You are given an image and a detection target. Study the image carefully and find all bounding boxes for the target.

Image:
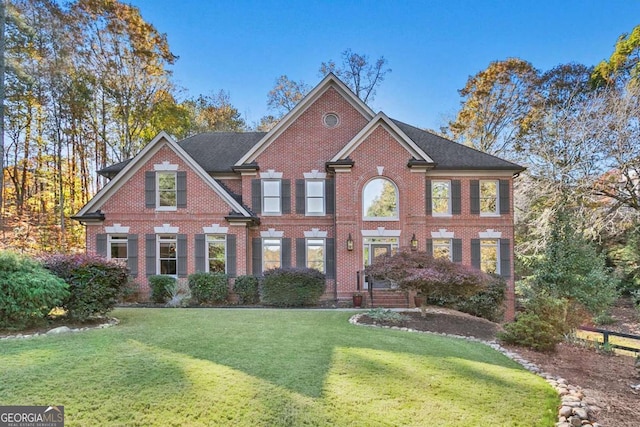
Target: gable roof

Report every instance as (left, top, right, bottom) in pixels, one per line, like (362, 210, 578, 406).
(392, 120, 525, 171)
(331, 112, 436, 164)
(235, 73, 376, 165)
(75, 131, 253, 219)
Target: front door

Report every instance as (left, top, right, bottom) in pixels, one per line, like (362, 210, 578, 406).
(369, 244, 392, 289)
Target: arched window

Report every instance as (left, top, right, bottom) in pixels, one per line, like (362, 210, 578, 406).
(363, 178, 399, 220)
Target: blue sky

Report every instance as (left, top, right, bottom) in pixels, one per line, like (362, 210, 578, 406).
(126, 0, 640, 131)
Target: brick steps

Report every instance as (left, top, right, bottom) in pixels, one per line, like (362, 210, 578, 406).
(366, 290, 412, 308)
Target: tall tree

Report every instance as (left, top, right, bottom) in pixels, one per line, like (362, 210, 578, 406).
(181, 90, 246, 135)
(447, 58, 538, 158)
(319, 49, 391, 103)
(266, 75, 310, 116)
(592, 24, 640, 88)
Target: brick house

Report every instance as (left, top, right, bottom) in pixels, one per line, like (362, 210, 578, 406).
(73, 74, 524, 318)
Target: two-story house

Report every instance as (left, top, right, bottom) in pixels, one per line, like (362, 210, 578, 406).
(73, 73, 524, 318)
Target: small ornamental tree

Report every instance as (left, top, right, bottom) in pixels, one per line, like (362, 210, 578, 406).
(365, 250, 489, 302)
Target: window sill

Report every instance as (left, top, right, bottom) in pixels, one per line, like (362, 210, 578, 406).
(156, 207, 177, 212)
(261, 212, 282, 216)
(479, 213, 501, 218)
(363, 217, 399, 221)
(432, 213, 453, 218)
(305, 213, 326, 217)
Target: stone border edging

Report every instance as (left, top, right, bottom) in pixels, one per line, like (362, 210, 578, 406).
(0, 318, 119, 341)
(349, 313, 604, 427)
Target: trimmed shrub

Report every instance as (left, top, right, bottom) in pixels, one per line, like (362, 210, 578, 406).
(261, 268, 326, 307)
(148, 275, 176, 304)
(454, 276, 507, 322)
(188, 272, 228, 304)
(233, 275, 260, 305)
(0, 251, 69, 329)
(42, 254, 129, 321)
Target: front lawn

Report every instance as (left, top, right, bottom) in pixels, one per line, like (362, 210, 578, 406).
(0, 309, 558, 426)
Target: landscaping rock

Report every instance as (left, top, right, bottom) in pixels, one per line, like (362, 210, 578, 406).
(47, 326, 71, 334)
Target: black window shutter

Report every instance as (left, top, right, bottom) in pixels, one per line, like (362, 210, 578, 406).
(499, 180, 510, 214)
(145, 234, 156, 276)
(282, 238, 291, 268)
(281, 179, 291, 214)
(425, 179, 432, 215)
(452, 239, 462, 263)
(296, 179, 305, 214)
(177, 171, 187, 208)
(326, 238, 335, 279)
(451, 180, 461, 215)
(471, 239, 481, 270)
(251, 179, 262, 214)
(177, 234, 187, 278)
(252, 238, 262, 276)
(145, 171, 155, 208)
(425, 239, 433, 256)
(296, 238, 306, 268)
(195, 234, 206, 272)
(96, 234, 107, 257)
(500, 239, 511, 278)
(128, 234, 138, 277)
(470, 180, 480, 215)
(325, 179, 335, 215)
(227, 234, 237, 278)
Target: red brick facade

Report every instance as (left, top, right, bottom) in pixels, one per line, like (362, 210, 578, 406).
(76, 75, 521, 319)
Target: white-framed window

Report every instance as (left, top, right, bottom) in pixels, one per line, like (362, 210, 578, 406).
(306, 180, 325, 215)
(480, 239, 499, 274)
(262, 180, 281, 214)
(108, 235, 128, 261)
(157, 234, 177, 275)
(306, 238, 325, 272)
(432, 181, 451, 215)
(432, 238, 452, 260)
(363, 178, 399, 220)
(480, 180, 499, 216)
(157, 172, 177, 209)
(262, 238, 282, 271)
(207, 234, 226, 273)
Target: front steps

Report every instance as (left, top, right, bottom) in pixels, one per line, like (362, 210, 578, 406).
(364, 290, 414, 308)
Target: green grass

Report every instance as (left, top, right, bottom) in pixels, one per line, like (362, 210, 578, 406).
(0, 309, 558, 426)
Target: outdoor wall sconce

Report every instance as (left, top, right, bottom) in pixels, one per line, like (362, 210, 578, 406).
(410, 233, 418, 251)
(347, 233, 354, 251)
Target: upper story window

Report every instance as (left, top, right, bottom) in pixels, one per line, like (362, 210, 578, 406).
(480, 180, 499, 216)
(432, 181, 451, 216)
(157, 172, 177, 209)
(306, 180, 325, 215)
(207, 235, 227, 273)
(363, 178, 399, 220)
(108, 235, 128, 261)
(262, 180, 281, 214)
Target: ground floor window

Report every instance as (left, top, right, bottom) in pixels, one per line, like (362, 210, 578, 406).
(262, 238, 282, 271)
(432, 238, 452, 260)
(480, 239, 499, 274)
(207, 235, 226, 273)
(363, 237, 399, 267)
(306, 238, 325, 272)
(108, 235, 128, 261)
(158, 234, 177, 275)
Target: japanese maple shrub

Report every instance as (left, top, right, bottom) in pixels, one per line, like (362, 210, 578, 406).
(42, 254, 129, 321)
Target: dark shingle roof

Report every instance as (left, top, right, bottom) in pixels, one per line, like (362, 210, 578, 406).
(177, 132, 266, 172)
(393, 120, 525, 171)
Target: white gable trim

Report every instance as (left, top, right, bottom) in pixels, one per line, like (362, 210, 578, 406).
(155, 224, 179, 234)
(479, 229, 502, 239)
(304, 228, 328, 238)
(260, 228, 284, 238)
(330, 112, 435, 163)
(361, 228, 401, 237)
(235, 73, 375, 165)
(203, 224, 229, 234)
(431, 229, 455, 239)
(105, 224, 130, 234)
(75, 131, 252, 218)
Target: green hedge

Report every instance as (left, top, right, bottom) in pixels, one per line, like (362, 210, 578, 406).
(148, 275, 176, 304)
(0, 252, 69, 329)
(188, 272, 228, 304)
(42, 254, 129, 321)
(261, 268, 325, 307)
(233, 275, 260, 305)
